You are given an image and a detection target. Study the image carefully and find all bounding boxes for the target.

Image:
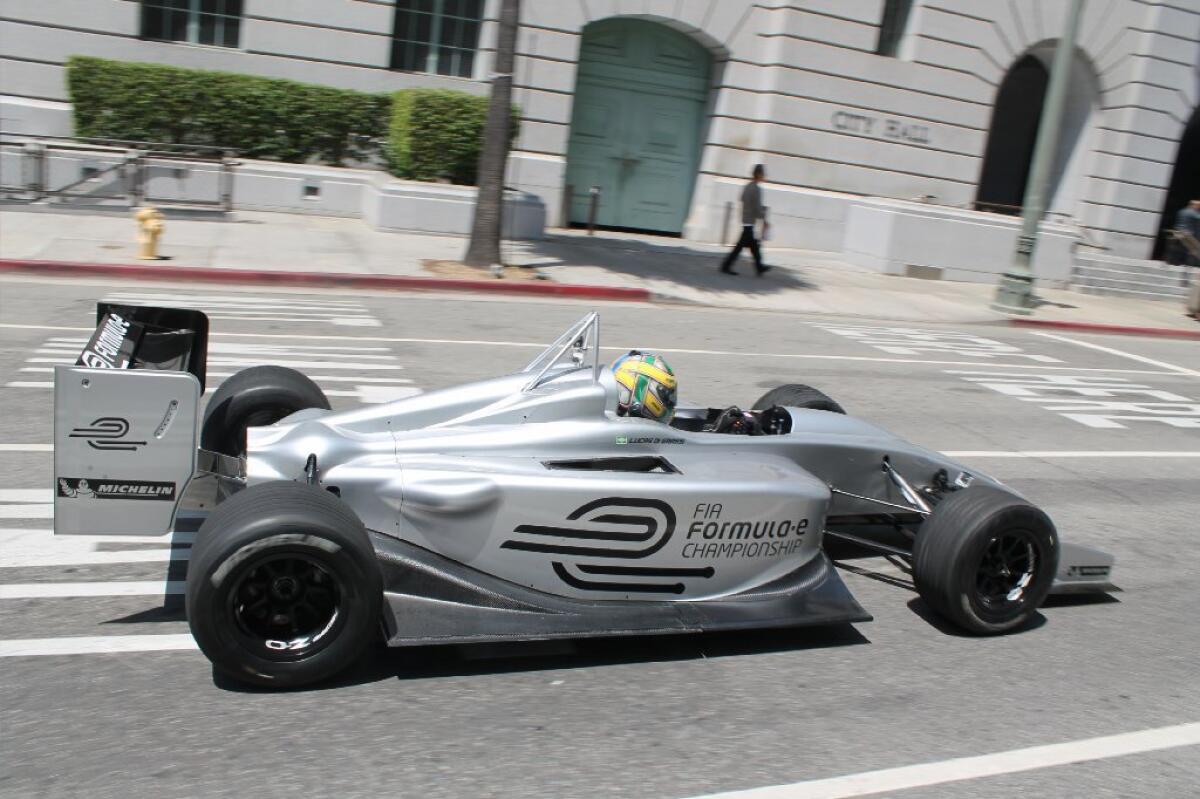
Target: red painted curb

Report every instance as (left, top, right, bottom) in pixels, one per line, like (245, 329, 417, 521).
(1010, 318, 1200, 340)
(0, 258, 652, 303)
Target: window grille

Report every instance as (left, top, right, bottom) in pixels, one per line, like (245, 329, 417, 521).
(390, 0, 484, 78)
(141, 0, 243, 48)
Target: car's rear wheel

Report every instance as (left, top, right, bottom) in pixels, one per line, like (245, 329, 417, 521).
(201, 366, 330, 457)
(912, 485, 1058, 635)
(186, 481, 381, 688)
(752, 384, 845, 414)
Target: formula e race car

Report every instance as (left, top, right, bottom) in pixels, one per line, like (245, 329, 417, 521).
(53, 307, 1116, 687)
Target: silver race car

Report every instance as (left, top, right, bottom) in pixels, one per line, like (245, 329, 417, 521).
(54, 307, 1116, 687)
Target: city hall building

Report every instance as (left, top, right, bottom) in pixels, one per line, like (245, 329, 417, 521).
(2, 1, 1198, 281)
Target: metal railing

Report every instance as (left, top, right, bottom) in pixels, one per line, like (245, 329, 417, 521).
(0, 133, 236, 211)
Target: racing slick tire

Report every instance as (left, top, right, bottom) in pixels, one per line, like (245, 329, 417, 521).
(201, 366, 330, 457)
(912, 485, 1059, 635)
(186, 481, 382, 688)
(752, 384, 846, 414)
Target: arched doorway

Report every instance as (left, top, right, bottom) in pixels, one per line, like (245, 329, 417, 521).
(1155, 106, 1200, 260)
(976, 46, 1099, 219)
(564, 18, 712, 234)
(976, 55, 1048, 214)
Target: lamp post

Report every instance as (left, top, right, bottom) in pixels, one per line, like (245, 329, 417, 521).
(992, 0, 1086, 314)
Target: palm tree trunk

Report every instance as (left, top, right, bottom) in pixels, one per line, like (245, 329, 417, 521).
(463, 0, 520, 268)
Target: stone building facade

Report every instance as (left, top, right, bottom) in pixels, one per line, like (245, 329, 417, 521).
(2, 0, 1198, 269)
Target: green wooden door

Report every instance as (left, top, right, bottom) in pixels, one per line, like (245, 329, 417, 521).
(565, 19, 711, 234)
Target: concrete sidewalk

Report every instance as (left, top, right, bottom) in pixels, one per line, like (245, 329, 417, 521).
(2, 207, 1197, 332)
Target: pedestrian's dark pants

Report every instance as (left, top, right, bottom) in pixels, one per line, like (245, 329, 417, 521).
(722, 225, 762, 271)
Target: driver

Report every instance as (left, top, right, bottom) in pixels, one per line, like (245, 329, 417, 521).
(612, 351, 677, 422)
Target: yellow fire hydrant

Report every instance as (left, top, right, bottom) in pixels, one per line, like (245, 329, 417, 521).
(134, 207, 165, 260)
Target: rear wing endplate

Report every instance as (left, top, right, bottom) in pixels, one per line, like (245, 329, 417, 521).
(54, 304, 209, 536)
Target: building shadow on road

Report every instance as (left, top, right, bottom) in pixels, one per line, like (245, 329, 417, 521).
(213, 623, 870, 693)
(519, 231, 816, 295)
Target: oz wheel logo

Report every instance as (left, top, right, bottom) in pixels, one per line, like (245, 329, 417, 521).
(502, 497, 714, 595)
(69, 417, 145, 451)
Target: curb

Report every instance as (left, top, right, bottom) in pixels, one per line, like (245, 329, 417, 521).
(0, 258, 653, 303)
(1010, 317, 1200, 340)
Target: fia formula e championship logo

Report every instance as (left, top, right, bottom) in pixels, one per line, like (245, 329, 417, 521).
(69, 417, 145, 452)
(502, 497, 713, 595)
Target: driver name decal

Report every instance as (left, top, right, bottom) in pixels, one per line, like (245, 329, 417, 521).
(616, 435, 685, 445)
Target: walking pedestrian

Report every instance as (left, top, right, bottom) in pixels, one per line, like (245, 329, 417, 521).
(720, 164, 771, 276)
(1174, 199, 1200, 268)
(1178, 199, 1200, 320)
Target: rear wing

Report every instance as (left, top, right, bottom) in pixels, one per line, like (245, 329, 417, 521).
(54, 305, 210, 536)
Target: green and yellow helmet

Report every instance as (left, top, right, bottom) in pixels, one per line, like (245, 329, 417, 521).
(612, 350, 677, 422)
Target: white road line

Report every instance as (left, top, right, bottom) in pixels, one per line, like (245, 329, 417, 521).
(0, 581, 183, 599)
(1029, 332, 1200, 377)
(686, 722, 1200, 799)
(943, 451, 1200, 458)
(0, 490, 51, 502)
(0, 525, 191, 568)
(0, 527, 194, 545)
(5, 381, 52, 389)
(105, 292, 365, 306)
(0, 323, 1184, 375)
(0, 444, 51, 451)
(0, 634, 198, 657)
(1, 548, 187, 568)
(25, 357, 404, 370)
(17, 368, 414, 383)
(0, 504, 52, 518)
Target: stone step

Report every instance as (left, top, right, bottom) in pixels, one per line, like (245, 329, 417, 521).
(1072, 267, 1191, 293)
(1076, 251, 1177, 269)
(1074, 258, 1191, 281)
(1073, 283, 1189, 302)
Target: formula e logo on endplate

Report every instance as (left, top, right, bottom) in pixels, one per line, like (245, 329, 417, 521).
(501, 497, 714, 594)
(69, 417, 146, 451)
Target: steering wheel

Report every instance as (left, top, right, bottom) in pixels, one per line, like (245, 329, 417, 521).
(712, 406, 753, 435)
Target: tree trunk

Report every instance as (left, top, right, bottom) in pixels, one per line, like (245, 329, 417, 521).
(463, 0, 520, 268)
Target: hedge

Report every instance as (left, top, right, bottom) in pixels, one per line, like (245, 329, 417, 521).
(66, 56, 390, 165)
(386, 88, 519, 185)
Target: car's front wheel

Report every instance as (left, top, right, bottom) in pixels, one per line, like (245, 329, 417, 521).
(185, 481, 382, 688)
(752, 384, 845, 414)
(201, 366, 330, 457)
(912, 485, 1058, 635)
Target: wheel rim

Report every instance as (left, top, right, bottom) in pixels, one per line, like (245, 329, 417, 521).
(974, 530, 1038, 613)
(228, 553, 343, 660)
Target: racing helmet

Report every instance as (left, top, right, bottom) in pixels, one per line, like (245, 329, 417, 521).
(612, 350, 677, 422)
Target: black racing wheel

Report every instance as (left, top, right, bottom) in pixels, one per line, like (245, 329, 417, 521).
(752, 384, 845, 414)
(201, 366, 330, 457)
(186, 481, 382, 688)
(912, 485, 1059, 635)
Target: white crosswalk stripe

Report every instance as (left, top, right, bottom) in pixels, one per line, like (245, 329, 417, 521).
(100, 291, 382, 327)
(7, 336, 422, 403)
(0, 527, 189, 568)
(0, 634, 199, 657)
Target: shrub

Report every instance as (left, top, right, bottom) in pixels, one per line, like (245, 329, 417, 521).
(66, 56, 390, 165)
(386, 88, 519, 185)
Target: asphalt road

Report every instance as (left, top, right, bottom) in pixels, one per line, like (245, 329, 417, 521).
(1, 274, 1198, 799)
